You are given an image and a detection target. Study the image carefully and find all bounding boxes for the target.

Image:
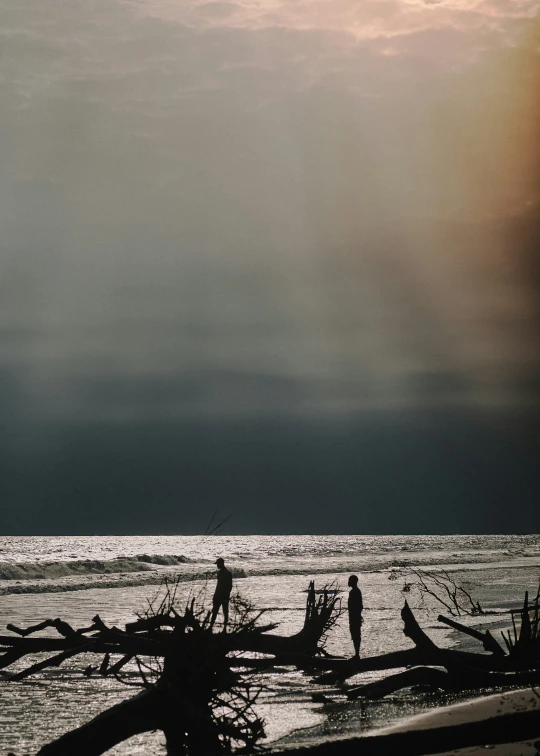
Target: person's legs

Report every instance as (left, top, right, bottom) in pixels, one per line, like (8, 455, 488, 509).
(210, 599, 221, 629)
(222, 599, 229, 632)
(350, 624, 361, 657)
(353, 629, 361, 657)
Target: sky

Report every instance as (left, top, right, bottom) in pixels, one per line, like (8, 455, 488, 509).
(1, 0, 539, 534)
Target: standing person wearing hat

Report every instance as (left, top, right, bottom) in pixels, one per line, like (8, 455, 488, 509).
(347, 574, 363, 657)
(210, 557, 233, 632)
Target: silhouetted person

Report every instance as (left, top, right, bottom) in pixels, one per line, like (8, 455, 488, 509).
(210, 557, 233, 632)
(347, 574, 363, 657)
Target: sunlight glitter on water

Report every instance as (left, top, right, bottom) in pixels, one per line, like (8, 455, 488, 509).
(0, 535, 539, 753)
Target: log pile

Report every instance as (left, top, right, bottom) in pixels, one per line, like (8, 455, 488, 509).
(0, 580, 341, 755)
(3, 579, 540, 755)
(314, 584, 540, 700)
(277, 585, 540, 756)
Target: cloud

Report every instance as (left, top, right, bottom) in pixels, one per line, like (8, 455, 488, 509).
(0, 0, 539, 531)
(136, 0, 540, 36)
(1, 0, 539, 427)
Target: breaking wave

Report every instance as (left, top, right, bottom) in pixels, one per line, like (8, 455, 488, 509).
(0, 566, 248, 596)
(0, 554, 191, 581)
(0, 540, 538, 596)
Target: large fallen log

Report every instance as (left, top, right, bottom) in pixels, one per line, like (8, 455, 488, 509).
(2, 580, 342, 755)
(322, 596, 540, 701)
(37, 688, 162, 756)
(436, 615, 505, 656)
(0, 583, 341, 674)
(347, 665, 540, 699)
(6, 582, 539, 753)
(315, 602, 512, 686)
(347, 667, 453, 699)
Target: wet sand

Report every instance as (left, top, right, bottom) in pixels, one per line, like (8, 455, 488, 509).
(374, 688, 540, 755)
(272, 688, 540, 755)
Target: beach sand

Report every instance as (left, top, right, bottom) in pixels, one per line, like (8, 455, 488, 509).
(374, 688, 540, 755)
(274, 689, 540, 755)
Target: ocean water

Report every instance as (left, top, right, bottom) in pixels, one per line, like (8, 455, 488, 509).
(1, 534, 539, 754)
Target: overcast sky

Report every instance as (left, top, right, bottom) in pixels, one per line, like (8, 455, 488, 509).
(1, 0, 539, 534)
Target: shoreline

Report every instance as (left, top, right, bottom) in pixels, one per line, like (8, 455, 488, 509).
(1, 538, 538, 755)
(269, 590, 540, 754)
(271, 688, 540, 755)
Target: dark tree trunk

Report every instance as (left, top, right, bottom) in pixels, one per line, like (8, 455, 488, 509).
(37, 688, 162, 756)
(347, 666, 454, 699)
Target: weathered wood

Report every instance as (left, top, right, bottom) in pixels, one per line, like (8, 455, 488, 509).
(314, 642, 515, 685)
(227, 652, 346, 672)
(316, 602, 439, 686)
(98, 653, 110, 676)
(107, 654, 134, 675)
(0, 648, 26, 670)
(347, 666, 453, 699)
(6, 587, 540, 756)
(125, 615, 181, 633)
(0, 581, 339, 755)
(0, 633, 173, 666)
(9, 646, 91, 681)
(227, 629, 326, 656)
(402, 601, 437, 650)
(347, 664, 540, 700)
(315, 600, 539, 687)
(437, 615, 505, 656)
(519, 592, 531, 643)
(315, 648, 425, 684)
(37, 688, 162, 756)
(7, 620, 57, 637)
(91, 615, 110, 633)
(6, 618, 79, 638)
(2, 624, 336, 676)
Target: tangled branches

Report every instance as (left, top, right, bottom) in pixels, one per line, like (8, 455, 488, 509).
(501, 583, 540, 661)
(401, 569, 485, 616)
(1, 579, 341, 755)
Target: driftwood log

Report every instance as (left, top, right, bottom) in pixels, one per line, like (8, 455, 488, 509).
(314, 588, 540, 702)
(0, 581, 342, 755)
(285, 588, 540, 755)
(3, 581, 540, 755)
